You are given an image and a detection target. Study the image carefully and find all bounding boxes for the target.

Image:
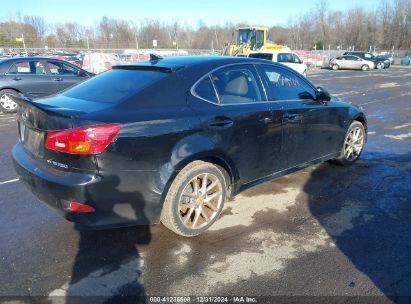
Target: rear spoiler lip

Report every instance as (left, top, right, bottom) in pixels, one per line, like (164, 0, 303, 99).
(11, 95, 86, 118)
(112, 64, 184, 72)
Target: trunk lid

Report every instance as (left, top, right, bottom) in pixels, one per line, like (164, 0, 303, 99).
(13, 95, 111, 172)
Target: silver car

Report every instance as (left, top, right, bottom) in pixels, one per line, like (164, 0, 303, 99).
(330, 55, 375, 71)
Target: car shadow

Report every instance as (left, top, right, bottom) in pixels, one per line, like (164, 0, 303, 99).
(305, 151, 411, 301)
(64, 175, 152, 304)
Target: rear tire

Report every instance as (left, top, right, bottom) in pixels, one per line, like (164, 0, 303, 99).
(361, 65, 370, 71)
(331, 121, 365, 167)
(332, 64, 339, 70)
(160, 161, 228, 237)
(0, 89, 20, 114)
(376, 62, 384, 69)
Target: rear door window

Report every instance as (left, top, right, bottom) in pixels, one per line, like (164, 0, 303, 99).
(194, 75, 218, 103)
(277, 53, 294, 63)
(210, 65, 264, 104)
(62, 69, 169, 103)
(7, 61, 46, 75)
(259, 64, 316, 101)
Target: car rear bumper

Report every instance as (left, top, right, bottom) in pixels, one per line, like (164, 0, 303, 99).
(12, 143, 162, 228)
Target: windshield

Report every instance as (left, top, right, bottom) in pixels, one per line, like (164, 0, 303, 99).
(363, 53, 374, 59)
(62, 69, 169, 103)
(237, 29, 252, 44)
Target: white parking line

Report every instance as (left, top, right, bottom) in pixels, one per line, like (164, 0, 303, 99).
(0, 178, 19, 185)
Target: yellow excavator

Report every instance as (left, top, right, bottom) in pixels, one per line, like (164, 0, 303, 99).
(224, 26, 285, 57)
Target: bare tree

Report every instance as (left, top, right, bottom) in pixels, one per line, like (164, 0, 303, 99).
(0, 0, 409, 51)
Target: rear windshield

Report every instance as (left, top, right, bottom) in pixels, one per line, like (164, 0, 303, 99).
(248, 53, 273, 61)
(62, 69, 168, 103)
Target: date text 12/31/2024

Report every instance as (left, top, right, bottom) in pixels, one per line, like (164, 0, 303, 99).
(149, 296, 257, 303)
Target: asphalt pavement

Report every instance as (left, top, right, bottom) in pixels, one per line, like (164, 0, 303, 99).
(0, 67, 410, 304)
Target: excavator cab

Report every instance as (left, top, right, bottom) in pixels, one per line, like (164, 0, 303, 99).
(225, 27, 268, 56)
(237, 28, 265, 51)
(224, 26, 286, 57)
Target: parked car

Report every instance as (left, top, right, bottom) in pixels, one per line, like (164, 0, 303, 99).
(12, 56, 367, 236)
(0, 57, 94, 113)
(329, 55, 375, 71)
(343, 51, 390, 69)
(400, 52, 411, 65)
(376, 52, 394, 65)
(248, 50, 308, 77)
(113, 54, 133, 63)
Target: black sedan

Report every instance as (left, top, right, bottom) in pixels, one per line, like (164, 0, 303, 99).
(0, 57, 93, 113)
(12, 56, 367, 236)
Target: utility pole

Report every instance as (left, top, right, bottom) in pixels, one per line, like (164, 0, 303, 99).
(135, 34, 140, 60)
(86, 36, 92, 73)
(21, 34, 27, 56)
(214, 25, 219, 50)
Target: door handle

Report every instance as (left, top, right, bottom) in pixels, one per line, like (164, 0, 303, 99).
(283, 114, 298, 120)
(208, 117, 234, 129)
(260, 117, 273, 124)
(53, 78, 63, 81)
(12, 77, 21, 81)
(283, 113, 302, 122)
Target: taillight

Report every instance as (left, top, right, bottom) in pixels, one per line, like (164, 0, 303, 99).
(45, 124, 120, 154)
(64, 199, 95, 213)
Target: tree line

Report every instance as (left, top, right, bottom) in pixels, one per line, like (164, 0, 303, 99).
(0, 0, 410, 51)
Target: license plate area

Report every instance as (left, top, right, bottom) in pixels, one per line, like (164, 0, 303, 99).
(19, 122, 45, 158)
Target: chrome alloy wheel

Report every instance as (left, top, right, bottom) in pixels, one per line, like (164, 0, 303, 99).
(178, 173, 223, 229)
(344, 126, 364, 161)
(0, 94, 17, 111)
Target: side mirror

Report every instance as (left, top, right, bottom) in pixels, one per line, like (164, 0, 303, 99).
(316, 86, 331, 103)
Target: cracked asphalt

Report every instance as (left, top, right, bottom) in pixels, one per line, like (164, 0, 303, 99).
(0, 66, 410, 304)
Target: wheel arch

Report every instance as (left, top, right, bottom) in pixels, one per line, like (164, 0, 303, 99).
(353, 113, 367, 130)
(352, 112, 368, 142)
(159, 150, 240, 207)
(0, 87, 23, 95)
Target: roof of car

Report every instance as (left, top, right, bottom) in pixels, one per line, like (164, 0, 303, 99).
(0, 56, 69, 62)
(344, 51, 371, 54)
(248, 49, 293, 54)
(115, 55, 269, 70)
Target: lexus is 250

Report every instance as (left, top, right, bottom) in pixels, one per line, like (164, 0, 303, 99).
(12, 55, 367, 236)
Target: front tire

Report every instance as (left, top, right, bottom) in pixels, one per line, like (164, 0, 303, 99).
(160, 161, 228, 237)
(0, 89, 20, 113)
(361, 64, 370, 71)
(332, 64, 339, 70)
(332, 121, 366, 166)
(376, 62, 384, 69)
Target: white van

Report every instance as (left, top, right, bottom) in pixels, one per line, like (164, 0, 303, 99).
(248, 51, 308, 77)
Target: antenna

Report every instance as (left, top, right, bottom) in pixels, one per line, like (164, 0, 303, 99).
(150, 53, 163, 63)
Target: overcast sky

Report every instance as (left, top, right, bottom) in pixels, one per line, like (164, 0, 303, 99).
(2, 0, 381, 27)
